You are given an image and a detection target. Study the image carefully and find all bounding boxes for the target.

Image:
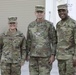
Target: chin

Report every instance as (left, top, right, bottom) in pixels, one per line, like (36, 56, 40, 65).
(60, 16, 65, 19)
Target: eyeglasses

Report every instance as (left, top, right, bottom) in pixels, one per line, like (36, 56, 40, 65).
(9, 22, 16, 24)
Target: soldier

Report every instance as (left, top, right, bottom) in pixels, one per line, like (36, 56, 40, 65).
(56, 4, 76, 75)
(0, 17, 26, 75)
(26, 5, 57, 75)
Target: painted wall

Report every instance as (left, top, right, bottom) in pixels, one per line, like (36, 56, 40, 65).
(45, 0, 76, 26)
(68, 0, 76, 20)
(45, 0, 56, 26)
(0, 0, 45, 36)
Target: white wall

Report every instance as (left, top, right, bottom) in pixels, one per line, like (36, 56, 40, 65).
(45, 0, 69, 26)
(45, 0, 56, 26)
(45, 0, 76, 26)
(45, 0, 67, 26)
(68, 0, 76, 20)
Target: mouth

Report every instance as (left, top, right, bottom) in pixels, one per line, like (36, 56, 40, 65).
(60, 14, 64, 17)
(60, 14, 66, 19)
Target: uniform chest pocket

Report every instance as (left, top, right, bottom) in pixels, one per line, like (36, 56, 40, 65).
(3, 37, 12, 44)
(64, 28, 73, 37)
(13, 37, 23, 47)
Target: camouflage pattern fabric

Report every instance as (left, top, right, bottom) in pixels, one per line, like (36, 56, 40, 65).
(74, 67, 76, 75)
(58, 56, 74, 75)
(8, 17, 17, 23)
(35, 5, 44, 12)
(0, 30, 26, 75)
(1, 63, 21, 75)
(29, 57, 52, 75)
(27, 20, 57, 57)
(0, 30, 26, 63)
(27, 20, 57, 75)
(56, 16, 76, 75)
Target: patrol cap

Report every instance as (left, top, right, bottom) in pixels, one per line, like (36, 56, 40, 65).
(8, 17, 17, 23)
(57, 4, 68, 10)
(35, 5, 45, 12)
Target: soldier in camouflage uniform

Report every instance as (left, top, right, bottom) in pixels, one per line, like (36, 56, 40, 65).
(56, 4, 76, 75)
(0, 17, 26, 75)
(26, 5, 57, 75)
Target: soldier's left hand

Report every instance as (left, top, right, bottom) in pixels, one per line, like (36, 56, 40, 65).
(48, 55, 55, 64)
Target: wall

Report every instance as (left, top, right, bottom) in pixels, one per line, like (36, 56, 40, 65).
(45, 0, 76, 26)
(45, 0, 56, 26)
(45, 0, 69, 26)
(68, 0, 76, 20)
(0, 0, 45, 36)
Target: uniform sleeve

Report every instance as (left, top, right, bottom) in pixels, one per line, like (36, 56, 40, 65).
(26, 27, 32, 57)
(0, 35, 3, 60)
(73, 25, 76, 59)
(49, 23, 57, 56)
(21, 36, 26, 62)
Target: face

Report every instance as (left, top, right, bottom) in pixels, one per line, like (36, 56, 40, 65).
(35, 11, 45, 19)
(58, 9, 68, 20)
(9, 22, 17, 30)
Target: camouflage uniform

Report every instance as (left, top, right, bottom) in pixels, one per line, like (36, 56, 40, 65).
(26, 5, 57, 75)
(56, 4, 76, 75)
(74, 67, 76, 75)
(0, 17, 26, 75)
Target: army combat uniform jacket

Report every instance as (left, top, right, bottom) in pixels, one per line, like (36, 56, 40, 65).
(0, 30, 26, 63)
(27, 20, 57, 57)
(56, 16, 76, 60)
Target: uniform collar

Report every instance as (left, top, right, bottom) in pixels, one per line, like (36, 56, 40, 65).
(4, 29, 22, 36)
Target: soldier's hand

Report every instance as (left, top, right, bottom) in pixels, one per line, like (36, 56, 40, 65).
(48, 55, 55, 64)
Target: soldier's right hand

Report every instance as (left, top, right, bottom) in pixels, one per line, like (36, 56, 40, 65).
(48, 55, 55, 64)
